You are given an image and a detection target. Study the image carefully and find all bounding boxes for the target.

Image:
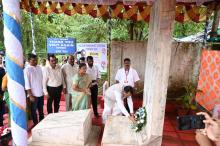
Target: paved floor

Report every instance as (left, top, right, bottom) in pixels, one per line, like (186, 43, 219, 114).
(4, 95, 198, 146)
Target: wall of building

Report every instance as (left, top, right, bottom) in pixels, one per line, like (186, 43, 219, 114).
(110, 41, 202, 98)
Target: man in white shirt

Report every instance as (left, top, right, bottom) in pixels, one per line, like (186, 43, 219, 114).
(115, 58, 140, 113)
(24, 54, 44, 125)
(86, 56, 101, 117)
(43, 54, 66, 114)
(102, 84, 135, 123)
(115, 58, 140, 88)
(61, 55, 78, 111)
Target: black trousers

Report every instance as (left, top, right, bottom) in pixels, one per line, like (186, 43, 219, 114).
(30, 96, 44, 125)
(0, 99, 4, 126)
(90, 84, 98, 115)
(124, 98, 130, 114)
(47, 85, 63, 114)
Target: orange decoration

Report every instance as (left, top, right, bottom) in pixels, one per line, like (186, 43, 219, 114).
(20, 1, 220, 23)
(196, 50, 220, 111)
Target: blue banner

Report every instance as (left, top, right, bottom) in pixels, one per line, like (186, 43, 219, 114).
(47, 38, 76, 54)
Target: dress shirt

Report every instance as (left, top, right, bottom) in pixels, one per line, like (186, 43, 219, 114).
(40, 65, 46, 72)
(86, 65, 100, 81)
(115, 67, 140, 87)
(43, 65, 66, 95)
(105, 84, 133, 116)
(61, 63, 78, 93)
(24, 65, 44, 97)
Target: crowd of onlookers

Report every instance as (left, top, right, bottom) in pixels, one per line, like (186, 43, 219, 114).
(0, 53, 141, 128)
(0, 53, 101, 128)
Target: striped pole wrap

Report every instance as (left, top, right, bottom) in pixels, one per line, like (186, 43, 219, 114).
(203, 16, 209, 47)
(29, 12, 36, 55)
(2, 0, 28, 145)
(107, 6, 112, 86)
(203, 9, 212, 47)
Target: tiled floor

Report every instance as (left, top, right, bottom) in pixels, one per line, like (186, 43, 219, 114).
(3, 95, 199, 146)
(162, 113, 198, 146)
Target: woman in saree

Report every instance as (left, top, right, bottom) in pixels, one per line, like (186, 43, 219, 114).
(72, 63, 92, 110)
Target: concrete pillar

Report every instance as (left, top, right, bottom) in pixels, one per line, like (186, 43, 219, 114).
(143, 0, 176, 144)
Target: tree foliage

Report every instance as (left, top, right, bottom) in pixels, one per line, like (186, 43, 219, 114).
(0, 9, 208, 56)
(173, 21, 205, 38)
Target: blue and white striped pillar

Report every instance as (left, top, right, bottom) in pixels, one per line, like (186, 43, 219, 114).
(2, 0, 28, 145)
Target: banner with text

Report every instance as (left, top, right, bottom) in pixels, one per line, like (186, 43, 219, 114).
(77, 43, 107, 73)
(47, 38, 76, 54)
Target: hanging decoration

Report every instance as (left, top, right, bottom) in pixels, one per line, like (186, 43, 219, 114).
(20, 0, 220, 23)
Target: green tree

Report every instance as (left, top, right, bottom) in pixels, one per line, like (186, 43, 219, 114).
(0, 9, 209, 57)
(173, 21, 205, 38)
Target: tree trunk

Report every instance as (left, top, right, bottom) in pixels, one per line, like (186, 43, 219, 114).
(129, 21, 134, 40)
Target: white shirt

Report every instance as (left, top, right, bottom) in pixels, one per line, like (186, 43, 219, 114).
(115, 67, 140, 87)
(40, 65, 46, 72)
(43, 65, 66, 95)
(61, 63, 78, 93)
(24, 65, 44, 97)
(86, 65, 101, 81)
(105, 84, 133, 116)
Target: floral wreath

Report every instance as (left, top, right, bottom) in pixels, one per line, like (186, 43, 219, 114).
(132, 106, 147, 132)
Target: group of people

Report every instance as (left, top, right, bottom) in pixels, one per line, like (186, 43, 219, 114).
(28, 54, 141, 126)
(0, 50, 141, 128)
(0, 53, 101, 127)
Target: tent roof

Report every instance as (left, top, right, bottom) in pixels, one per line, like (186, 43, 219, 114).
(21, 0, 219, 23)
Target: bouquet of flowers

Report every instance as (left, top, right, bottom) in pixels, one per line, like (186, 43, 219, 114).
(131, 107, 147, 132)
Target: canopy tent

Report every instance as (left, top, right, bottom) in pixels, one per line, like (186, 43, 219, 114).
(21, 0, 220, 23)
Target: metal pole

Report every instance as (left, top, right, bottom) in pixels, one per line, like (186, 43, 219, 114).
(29, 0, 36, 55)
(107, 6, 112, 86)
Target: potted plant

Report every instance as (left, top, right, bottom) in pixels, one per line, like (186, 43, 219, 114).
(176, 82, 202, 116)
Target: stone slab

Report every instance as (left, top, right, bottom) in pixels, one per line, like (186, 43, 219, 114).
(31, 109, 92, 146)
(28, 125, 101, 146)
(101, 116, 149, 146)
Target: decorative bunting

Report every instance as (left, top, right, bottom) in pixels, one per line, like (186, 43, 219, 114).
(20, 0, 220, 23)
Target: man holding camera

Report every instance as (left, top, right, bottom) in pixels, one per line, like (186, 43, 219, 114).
(196, 109, 220, 146)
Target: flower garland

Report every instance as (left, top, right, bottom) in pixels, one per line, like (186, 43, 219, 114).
(132, 107, 147, 132)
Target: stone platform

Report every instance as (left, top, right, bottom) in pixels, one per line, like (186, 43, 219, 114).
(28, 109, 100, 146)
(102, 116, 156, 146)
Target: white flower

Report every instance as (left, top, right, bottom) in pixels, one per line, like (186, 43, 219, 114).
(140, 119, 144, 123)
